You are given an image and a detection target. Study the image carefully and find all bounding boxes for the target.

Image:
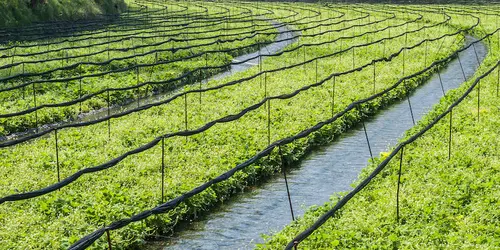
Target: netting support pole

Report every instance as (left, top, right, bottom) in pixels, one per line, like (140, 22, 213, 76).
(406, 83, 415, 126)
(437, 71, 445, 96)
(477, 80, 480, 123)
(79, 78, 83, 114)
(303, 46, 306, 72)
(106, 229, 112, 250)
(32, 82, 38, 132)
(403, 34, 407, 77)
(373, 62, 376, 93)
(352, 47, 355, 69)
(259, 42, 262, 88)
(497, 65, 499, 98)
(448, 109, 453, 160)
(319, 14, 321, 34)
(137, 66, 141, 108)
(331, 75, 336, 118)
(340, 33, 344, 62)
(279, 146, 295, 221)
(184, 94, 188, 134)
(497, 20, 500, 52)
(107, 41, 110, 61)
(22, 83, 25, 100)
(202, 53, 208, 104)
(161, 137, 165, 203)
(107, 89, 111, 140)
(497, 26, 500, 52)
(55, 129, 60, 183)
(472, 43, 481, 67)
(424, 40, 428, 67)
(365, 34, 369, 55)
(396, 146, 404, 223)
(7, 49, 14, 76)
(264, 72, 267, 98)
(457, 53, 467, 81)
(267, 99, 271, 146)
(315, 59, 318, 84)
(362, 119, 373, 162)
(383, 40, 386, 58)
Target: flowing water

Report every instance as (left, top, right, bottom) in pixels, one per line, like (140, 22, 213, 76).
(148, 36, 487, 249)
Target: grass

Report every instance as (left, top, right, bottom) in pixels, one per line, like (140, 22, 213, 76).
(0, 0, 127, 28)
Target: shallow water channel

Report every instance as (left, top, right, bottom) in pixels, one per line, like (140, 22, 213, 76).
(148, 36, 487, 249)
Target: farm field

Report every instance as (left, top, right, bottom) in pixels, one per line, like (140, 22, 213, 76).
(259, 4, 500, 250)
(0, 1, 499, 250)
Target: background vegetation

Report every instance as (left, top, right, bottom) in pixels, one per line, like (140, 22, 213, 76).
(0, 0, 127, 27)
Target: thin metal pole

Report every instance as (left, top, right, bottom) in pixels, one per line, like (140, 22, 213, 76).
(497, 25, 500, 53)
(267, 99, 271, 146)
(280, 146, 295, 221)
(9, 47, 16, 76)
(383, 40, 386, 58)
(136, 66, 141, 108)
(403, 33, 407, 77)
(457, 53, 467, 81)
(161, 137, 165, 203)
(471, 43, 481, 67)
(55, 129, 60, 183)
(331, 75, 335, 118)
(437, 71, 445, 96)
(303, 46, 306, 72)
(396, 146, 404, 223)
(406, 83, 415, 126)
(373, 62, 376, 93)
(352, 47, 355, 69)
(79, 78, 83, 113)
(22, 83, 25, 100)
(362, 120, 373, 162)
(201, 53, 208, 104)
(107, 90, 111, 139)
(315, 59, 318, 83)
(448, 109, 452, 160)
(264, 72, 267, 98)
(106, 230, 112, 250)
(424, 40, 428, 67)
(477, 80, 480, 123)
(497, 65, 500, 98)
(32, 82, 38, 132)
(259, 43, 262, 88)
(184, 94, 188, 131)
